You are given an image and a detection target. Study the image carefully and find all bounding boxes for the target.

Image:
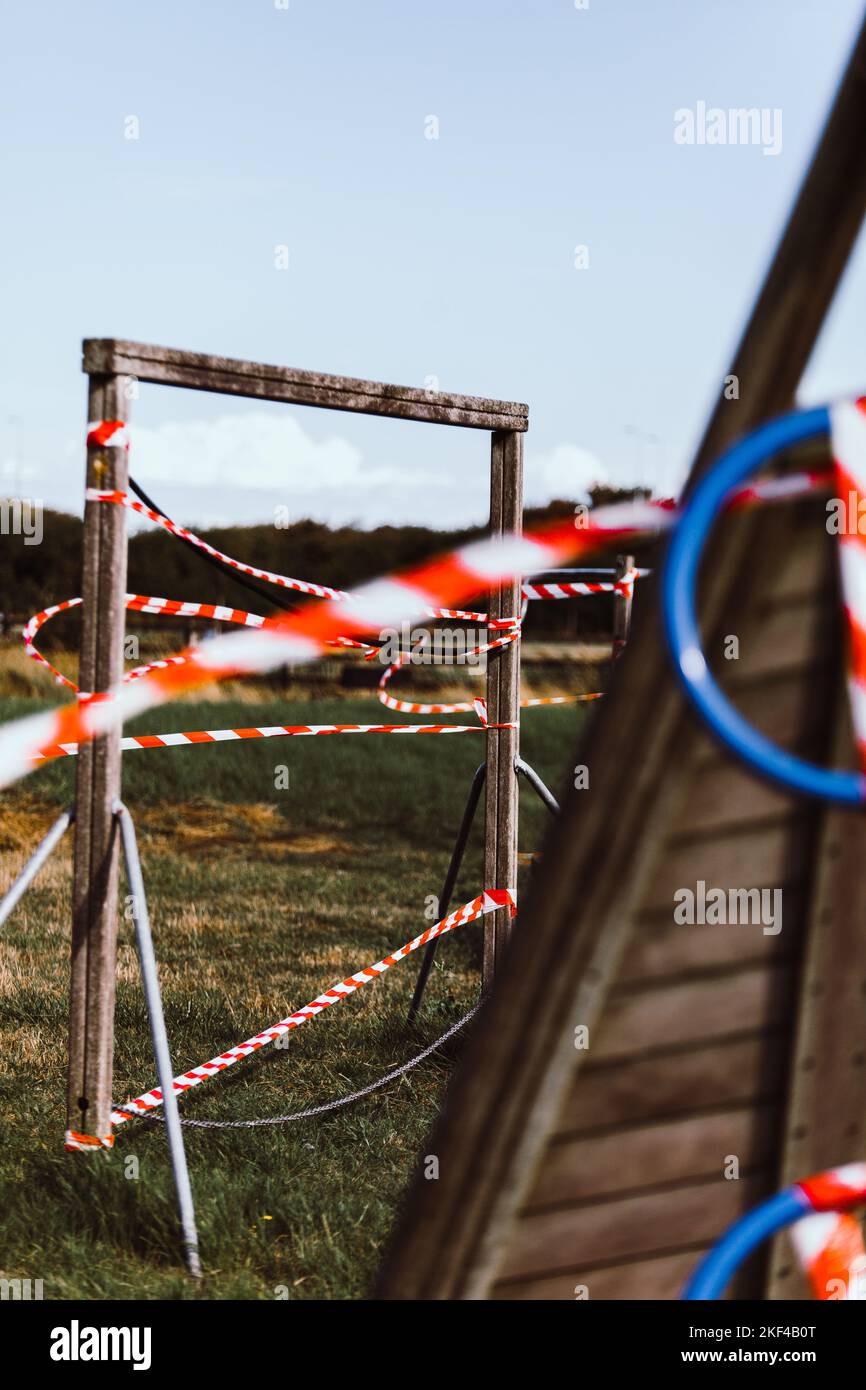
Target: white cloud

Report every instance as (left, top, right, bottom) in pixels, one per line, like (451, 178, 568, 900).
(132, 413, 403, 494)
(524, 443, 609, 507)
(14, 414, 616, 531)
(123, 411, 453, 528)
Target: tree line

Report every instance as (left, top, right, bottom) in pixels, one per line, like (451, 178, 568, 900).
(0, 489, 655, 644)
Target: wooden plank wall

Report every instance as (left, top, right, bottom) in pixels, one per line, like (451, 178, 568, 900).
(488, 489, 840, 1300)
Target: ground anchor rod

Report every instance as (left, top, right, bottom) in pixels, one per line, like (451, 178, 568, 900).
(408, 755, 560, 1019)
(408, 762, 487, 1022)
(0, 807, 74, 932)
(113, 799, 202, 1279)
(514, 757, 560, 815)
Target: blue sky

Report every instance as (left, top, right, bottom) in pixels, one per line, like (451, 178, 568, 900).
(2, 0, 864, 529)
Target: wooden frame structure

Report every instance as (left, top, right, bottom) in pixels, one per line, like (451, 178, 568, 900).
(68, 341, 527, 1144)
(375, 13, 866, 1299)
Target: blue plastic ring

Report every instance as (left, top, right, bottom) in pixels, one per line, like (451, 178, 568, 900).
(681, 1186, 812, 1299)
(663, 405, 866, 805)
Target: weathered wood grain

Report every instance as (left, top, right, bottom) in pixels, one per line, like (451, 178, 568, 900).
(483, 430, 523, 986)
(557, 1033, 790, 1136)
(491, 1249, 706, 1301)
(496, 1174, 769, 1282)
(67, 373, 129, 1140)
(525, 1104, 779, 1209)
(82, 339, 528, 431)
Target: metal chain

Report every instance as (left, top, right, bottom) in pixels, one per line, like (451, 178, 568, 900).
(112, 1004, 479, 1129)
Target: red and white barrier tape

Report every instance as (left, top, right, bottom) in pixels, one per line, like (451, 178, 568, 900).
(37, 719, 516, 760)
(86, 486, 350, 603)
(521, 567, 641, 601)
(9, 507, 661, 784)
(791, 1212, 866, 1301)
(23, 527, 604, 727)
(24, 592, 276, 693)
(86, 420, 130, 450)
(375, 624, 521, 716)
(798, 1161, 866, 1212)
(106, 887, 516, 1133)
(25, 592, 575, 754)
(0, 430, 832, 791)
(792, 1162, 866, 1301)
(831, 400, 866, 765)
(85, 485, 576, 618)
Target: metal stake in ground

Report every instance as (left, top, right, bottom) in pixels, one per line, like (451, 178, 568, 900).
(0, 809, 74, 932)
(408, 762, 486, 1022)
(114, 800, 202, 1278)
(408, 757, 560, 1019)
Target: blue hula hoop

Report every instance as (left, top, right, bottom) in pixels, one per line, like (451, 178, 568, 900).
(681, 1186, 811, 1299)
(663, 404, 866, 806)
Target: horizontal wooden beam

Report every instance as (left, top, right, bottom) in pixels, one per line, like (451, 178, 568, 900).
(82, 340, 528, 432)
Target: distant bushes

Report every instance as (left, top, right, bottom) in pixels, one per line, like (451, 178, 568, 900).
(1, 489, 656, 643)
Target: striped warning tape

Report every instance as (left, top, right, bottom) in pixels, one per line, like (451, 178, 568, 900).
(791, 1211, 866, 1300)
(792, 1166, 866, 1301)
(24, 591, 578, 753)
(86, 420, 129, 450)
(521, 566, 641, 601)
(65, 1128, 115, 1152)
(374, 623, 606, 717)
(0, 443, 832, 791)
(23, 597, 83, 691)
(831, 400, 866, 764)
(87, 478, 648, 611)
(106, 887, 516, 1132)
(37, 719, 516, 760)
(22, 591, 563, 752)
(375, 623, 521, 716)
(87, 486, 601, 618)
(24, 592, 276, 692)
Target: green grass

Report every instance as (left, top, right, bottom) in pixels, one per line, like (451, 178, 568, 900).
(0, 694, 586, 1299)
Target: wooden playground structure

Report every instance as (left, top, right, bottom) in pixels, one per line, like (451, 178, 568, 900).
(375, 13, 866, 1300)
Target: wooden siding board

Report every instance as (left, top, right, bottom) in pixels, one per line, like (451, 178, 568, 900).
(594, 964, 795, 1062)
(639, 820, 812, 915)
(491, 1249, 707, 1300)
(619, 893, 802, 984)
(496, 1174, 769, 1282)
(527, 1105, 779, 1209)
(556, 1033, 790, 1136)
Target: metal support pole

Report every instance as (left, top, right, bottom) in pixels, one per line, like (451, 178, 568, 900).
(515, 758, 560, 816)
(0, 809, 74, 931)
(408, 763, 486, 1022)
(113, 799, 202, 1279)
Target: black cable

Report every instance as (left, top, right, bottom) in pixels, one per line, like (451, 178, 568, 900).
(127, 476, 300, 617)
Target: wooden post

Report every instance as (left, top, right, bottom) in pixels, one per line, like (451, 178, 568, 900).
(612, 553, 635, 658)
(483, 430, 523, 989)
(67, 375, 129, 1143)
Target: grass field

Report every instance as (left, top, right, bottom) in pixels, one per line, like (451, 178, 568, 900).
(0, 689, 588, 1300)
